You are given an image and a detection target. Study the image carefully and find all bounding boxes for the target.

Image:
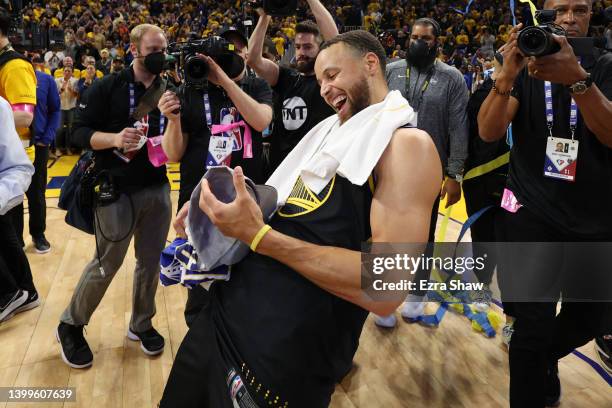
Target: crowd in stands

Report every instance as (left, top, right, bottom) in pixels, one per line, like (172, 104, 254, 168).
(9, 0, 612, 103)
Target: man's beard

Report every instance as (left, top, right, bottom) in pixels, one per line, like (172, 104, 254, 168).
(341, 77, 371, 124)
(296, 57, 316, 74)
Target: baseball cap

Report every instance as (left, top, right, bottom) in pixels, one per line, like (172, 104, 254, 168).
(186, 166, 278, 271)
(219, 27, 248, 48)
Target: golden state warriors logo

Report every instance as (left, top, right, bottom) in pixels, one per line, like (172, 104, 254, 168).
(278, 176, 335, 217)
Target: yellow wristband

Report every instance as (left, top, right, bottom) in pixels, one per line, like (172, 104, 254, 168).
(250, 224, 272, 252)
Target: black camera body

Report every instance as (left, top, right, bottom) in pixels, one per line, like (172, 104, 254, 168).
(168, 36, 245, 89)
(517, 9, 595, 57)
(251, 0, 297, 17)
(517, 10, 565, 57)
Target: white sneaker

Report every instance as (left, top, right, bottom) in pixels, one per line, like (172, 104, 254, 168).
(0, 290, 28, 323)
(472, 284, 492, 313)
(400, 295, 425, 321)
(374, 314, 397, 328)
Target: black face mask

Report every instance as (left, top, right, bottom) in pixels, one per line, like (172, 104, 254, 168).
(142, 51, 165, 75)
(407, 39, 437, 70)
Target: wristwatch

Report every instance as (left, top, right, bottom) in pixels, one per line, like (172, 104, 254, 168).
(448, 173, 463, 183)
(567, 73, 593, 95)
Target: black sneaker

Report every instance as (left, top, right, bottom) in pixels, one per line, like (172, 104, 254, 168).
(545, 362, 561, 407)
(56, 322, 93, 369)
(127, 327, 165, 356)
(0, 290, 28, 323)
(14, 291, 40, 314)
(33, 235, 51, 254)
(594, 336, 612, 374)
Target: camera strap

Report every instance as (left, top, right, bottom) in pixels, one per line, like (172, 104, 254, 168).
(544, 81, 578, 140)
(129, 82, 166, 134)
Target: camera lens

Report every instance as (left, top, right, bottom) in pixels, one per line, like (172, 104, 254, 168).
(523, 31, 546, 52)
(184, 55, 209, 82)
(518, 26, 552, 57)
(215, 54, 245, 79)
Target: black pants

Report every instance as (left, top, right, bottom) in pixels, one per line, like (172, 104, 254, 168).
(462, 172, 505, 285)
(496, 207, 610, 408)
(12, 145, 48, 240)
(56, 109, 74, 149)
(161, 304, 235, 408)
(184, 284, 210, 328)
(0, 213, 36, 297)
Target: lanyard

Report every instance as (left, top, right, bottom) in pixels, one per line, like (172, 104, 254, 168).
(129, 83, 136, 117)
(159, 115, 165, 134)
(544, 81, 578, 140)
(405, 61, 435, 111)
(203, 91, 212, 129)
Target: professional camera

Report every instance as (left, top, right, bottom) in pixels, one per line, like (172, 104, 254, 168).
(517, 9, 595, 57)
(251, 0, 298, 17)
(168, 36, 245, 89)
(517, 10, 566, 57)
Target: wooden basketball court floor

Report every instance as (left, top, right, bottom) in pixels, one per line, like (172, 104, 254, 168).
(0, 153, 610, 407)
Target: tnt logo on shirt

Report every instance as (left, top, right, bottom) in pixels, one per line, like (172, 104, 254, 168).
(282, 96, 308, 131)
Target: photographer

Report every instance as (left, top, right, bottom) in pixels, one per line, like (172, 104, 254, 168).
(478, 0, 612, 406)
(159, 29, 273, 326)
(247, 0, 338, 174)
(57, 24, 172, 369)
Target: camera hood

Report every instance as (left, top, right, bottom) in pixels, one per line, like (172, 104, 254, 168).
(216, 50, 245, 79)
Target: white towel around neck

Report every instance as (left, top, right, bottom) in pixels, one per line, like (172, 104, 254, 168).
(266, 90, 417, 205)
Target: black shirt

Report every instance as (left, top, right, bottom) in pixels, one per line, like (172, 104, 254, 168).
(269, 66, 335, 172)
(211, 175, 373, 407)
(72, 67, 168, 193)
(178, 77, 273, 208)
(509, 51, 612, 237)
(466, 77, 510, 172)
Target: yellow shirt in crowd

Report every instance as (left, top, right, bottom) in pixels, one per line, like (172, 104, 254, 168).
(54, 68, 81, 79)
(272, 37, 285, 57)
(456, 34, 469, 45)
(464, 18, 476, 33)
(281, 27, 295, 40)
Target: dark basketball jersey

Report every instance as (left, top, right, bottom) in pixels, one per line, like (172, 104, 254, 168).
(209, 174, 373, 407)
